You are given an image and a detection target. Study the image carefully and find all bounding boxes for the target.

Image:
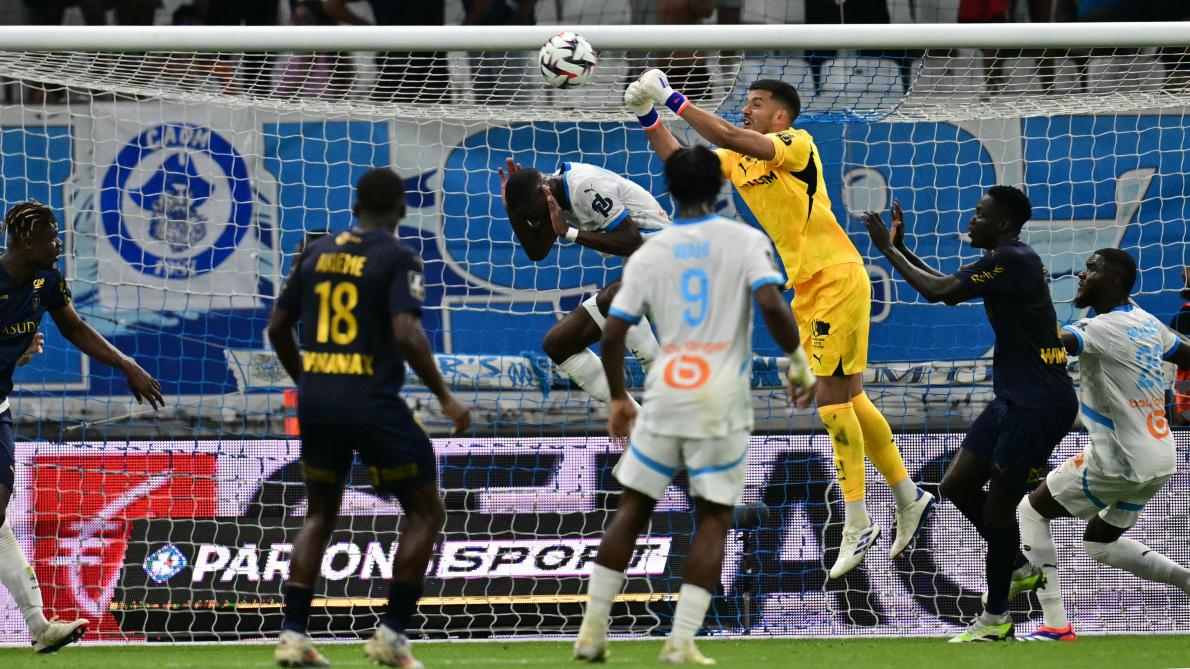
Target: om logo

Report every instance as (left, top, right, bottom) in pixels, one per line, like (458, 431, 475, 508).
(663, 354, 710, 389)
(1146, 409, 1170, 439)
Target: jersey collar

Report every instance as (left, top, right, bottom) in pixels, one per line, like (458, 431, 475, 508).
(674, 214, 716, 226)
(1111, 304, 1134, 313)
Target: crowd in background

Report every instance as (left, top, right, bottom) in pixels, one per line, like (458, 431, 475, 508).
(0, 0, 1185, 104)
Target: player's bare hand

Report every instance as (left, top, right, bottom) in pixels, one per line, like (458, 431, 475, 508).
(540, 184, 568, 237)
(859, 209, 893, 253)
(122, 359, 164, 410)
(17, 331, 44, 367)
(890, 200, 907, 250)
(497, 157, 523, 207)
(607, 396, 637, 442)
(441, 394, 472, 434)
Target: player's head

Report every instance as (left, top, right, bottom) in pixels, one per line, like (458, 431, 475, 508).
(742, 79, 800, 133)
(503, 167, 551, 226)
(2, 200, 61, 269)
(968, 185, 1031, 249)
(1075, 248, 1137, 309)
(353, 167, 406, 230)
(665, 145, 722, 213)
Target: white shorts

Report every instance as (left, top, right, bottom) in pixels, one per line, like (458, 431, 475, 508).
(1046, 452, 1173, 529)
(613, 426, 749, 507)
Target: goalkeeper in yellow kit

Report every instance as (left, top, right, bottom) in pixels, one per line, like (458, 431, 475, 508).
(626, 71, 935, 577)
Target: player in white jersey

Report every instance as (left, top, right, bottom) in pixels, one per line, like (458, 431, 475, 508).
(572, 146, 815, 665)
(499, 158, 668, 404)
(1017, 249, 1190, 641)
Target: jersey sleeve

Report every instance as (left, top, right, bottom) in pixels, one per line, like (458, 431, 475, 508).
(767, 131, 813, 172)
(609, 251, 650, 325)
(42, 270, 72, 311)
(388, 248, 426, 316)
(744, 231, 784, 292)
(713, 147, 733, 178)
(276, 249, 306, 313)
(953, 250, 1019, 298)
(571, 171, 631, 232)
(1062, 317, 1110, 357)
(1161, 320, 1183, 361)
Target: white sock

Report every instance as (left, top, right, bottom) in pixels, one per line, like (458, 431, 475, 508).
(579, 564, 625, 641)
(670, 583, 712, 643)
(890, 477, 918, 510)
(1085, 538, 1190, 595)
(844, 499, 871, 529)
(1017, 497, 1067, 628)
(625, 317, 661, 372)
(558, 350, 612, 404)
(0, 518, 48, 637)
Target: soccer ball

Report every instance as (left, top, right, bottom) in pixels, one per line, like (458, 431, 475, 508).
(539, 32, 597, 89)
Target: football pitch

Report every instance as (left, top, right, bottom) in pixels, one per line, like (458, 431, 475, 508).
(9, 636, 1190, 669)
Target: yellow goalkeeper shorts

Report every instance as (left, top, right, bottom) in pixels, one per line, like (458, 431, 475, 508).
(792, 262, 870, 377)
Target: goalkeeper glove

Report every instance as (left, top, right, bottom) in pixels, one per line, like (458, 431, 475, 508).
(786, 346, 815, 394)
(638, 69, 691, 116)
(624, 80, 660, 130)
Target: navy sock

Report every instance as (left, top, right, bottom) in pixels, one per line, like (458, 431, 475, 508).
(984, 523, 1021, 616)
(282, 583, 314, 634)
(381, 581, 424, 634)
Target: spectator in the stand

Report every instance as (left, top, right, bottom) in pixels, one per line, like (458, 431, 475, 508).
(1068, 0, 1188, 90)
(805, 0, 916, 95)
(462, 0, 538, 104)
(1169, 268, 1190, 425)
(323, 0, 450, 104)
(276, 0, 355, 99)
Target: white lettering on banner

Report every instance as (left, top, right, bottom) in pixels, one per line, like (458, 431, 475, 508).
(191, 545, 231, 581)
(322, 542, 362, 580)
(434, 538, 671, 579)
(263, 543, 292, 581)
(361, 541, 396, 580)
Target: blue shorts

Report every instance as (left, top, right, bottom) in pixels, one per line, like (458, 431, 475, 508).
(299, 409, 436, 494)
(0, 410, 11, 489)
(961, 398, 1077, 490)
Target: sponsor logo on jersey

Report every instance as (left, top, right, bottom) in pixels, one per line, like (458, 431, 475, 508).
(663, 354, 710, 389)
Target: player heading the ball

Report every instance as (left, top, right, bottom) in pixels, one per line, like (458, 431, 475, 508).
(626, 69, 934, 578)
(499, 157, 667, 406)
(573, 145, 814, 665)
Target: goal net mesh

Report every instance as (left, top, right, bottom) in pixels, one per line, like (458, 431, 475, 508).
(0, 36, 1188, 641)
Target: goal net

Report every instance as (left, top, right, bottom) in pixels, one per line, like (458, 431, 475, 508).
(0, 23, 1188, 642)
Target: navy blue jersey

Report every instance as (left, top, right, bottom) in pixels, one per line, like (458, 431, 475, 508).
(954, 241, 1076, 408)
(0, 265, 71, 401)
(277, 228, 425, 423)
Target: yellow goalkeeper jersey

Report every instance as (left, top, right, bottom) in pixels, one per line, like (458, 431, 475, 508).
(715, 130, 861, 287)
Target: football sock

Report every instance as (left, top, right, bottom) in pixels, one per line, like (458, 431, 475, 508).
(851, 391, 912, 504)
(578, 564, 625, 641)
(0, 518, 47, 638)
(670, 583, 712, 643)
(1085, 538, 1190, 594)
(984, 523, 1021, 615)
(625, 316, 661, 372)
(818, 402, 867, 518)
(281, 582, 314, 635)
(381, 581, 423, 634)
(1018, 497, 1067, 628)
(558, 350, 612, 404)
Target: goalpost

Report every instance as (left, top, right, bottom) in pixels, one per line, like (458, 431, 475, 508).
(0, 22, 1187, 642)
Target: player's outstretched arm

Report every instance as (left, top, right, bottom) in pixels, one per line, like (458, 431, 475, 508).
(1168, 335, 1190, 370)
(266, 305, 303, 383)
(50, 303, 164, 409)
(539, 185, 643, 257)
(393, 312, 472, 434)
(599, 316, 637, 439)
(860, 209, 970, 305)
(629, 69, 775, 161)
(885, 200, 945, 278)
(754, 284, 814, 408)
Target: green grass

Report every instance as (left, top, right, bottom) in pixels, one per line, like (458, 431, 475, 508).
(8, 636, 1190, 669)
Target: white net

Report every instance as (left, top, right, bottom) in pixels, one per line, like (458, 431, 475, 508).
(0, 25, 1188, 642)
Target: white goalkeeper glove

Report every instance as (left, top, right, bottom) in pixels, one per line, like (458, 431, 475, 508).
(624, 80, 658, 129)
(638, 68, 691, 116)
(786, 346, 815, 398)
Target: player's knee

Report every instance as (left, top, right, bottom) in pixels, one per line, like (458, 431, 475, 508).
(938, 473, 964, 503)
(1017, 495, 1043, 524)
(595, 284, 619, 316)
(1084, 539, 1116, 565)
(541, 327, 569, 363)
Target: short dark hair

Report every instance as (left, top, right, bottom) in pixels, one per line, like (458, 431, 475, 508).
(748, 79, 801, 121)
(503, 167, 544, 213)
(1094, 247, 1138, 294)
(355, 167, 405, 217)
(986, 185, 1032, 233)
(665, 145, 722, 210)
(2, 200, 56, 244)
